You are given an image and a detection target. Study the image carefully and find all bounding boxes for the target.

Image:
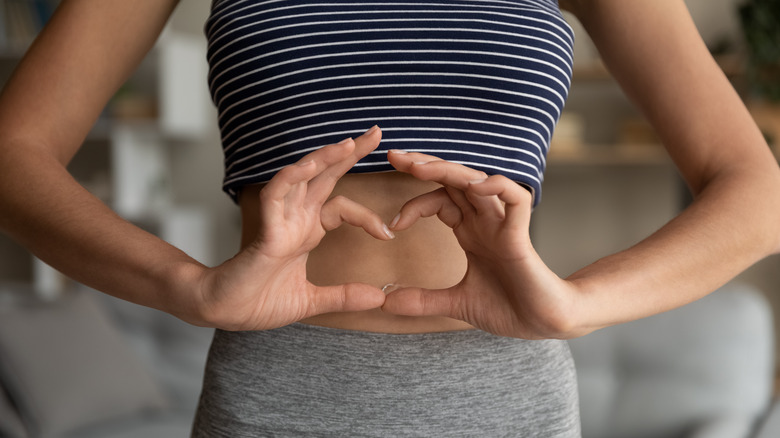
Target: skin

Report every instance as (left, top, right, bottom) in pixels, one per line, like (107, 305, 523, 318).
(0, 0, 778, 337)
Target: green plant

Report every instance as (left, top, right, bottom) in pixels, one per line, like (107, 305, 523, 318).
(739, 0, 780, 101)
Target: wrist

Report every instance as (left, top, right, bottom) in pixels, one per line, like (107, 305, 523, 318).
(507, 252, 594, 339)
(559, 275, 614, 339)
(554, 280, 597, 339)
(160, 260, 214, 327)
(537, 278, 594, 339)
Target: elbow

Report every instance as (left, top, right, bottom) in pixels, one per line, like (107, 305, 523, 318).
(704, 157, 780, 258)
(754, 166, 780, 256)
(768, 190, 780, 256)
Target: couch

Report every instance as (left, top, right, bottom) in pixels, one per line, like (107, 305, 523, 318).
(0, 281, 777, 437)
(569, 282, 779, 438)
(0, 284, 214, 438)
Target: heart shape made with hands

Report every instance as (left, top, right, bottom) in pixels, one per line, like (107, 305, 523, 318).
(378, 155, 571, 340)
(217, 126, 567, 339)
(332, 129, 554, 339)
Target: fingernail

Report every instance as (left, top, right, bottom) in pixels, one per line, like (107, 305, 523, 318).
(382, 223, 395, 239)
(297, 160, 314, 167)
(382, 283, 399, 294)
(389, 149, 407, 154)
(469, 178, 487, 184)
(413, 161, 430, 165)
(365, 125, 379, 135)
(337, 137, 352, 144)
(389, 213, 400, 228)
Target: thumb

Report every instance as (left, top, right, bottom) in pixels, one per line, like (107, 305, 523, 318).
(307, 283, 386, 316)
(381, 286, 463, 319)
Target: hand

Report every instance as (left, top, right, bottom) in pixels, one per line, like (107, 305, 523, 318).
(195, 127, 391, 331)
(382, 150, 583, 339)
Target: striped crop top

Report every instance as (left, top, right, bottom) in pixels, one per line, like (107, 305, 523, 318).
(205, 0, 574, 206)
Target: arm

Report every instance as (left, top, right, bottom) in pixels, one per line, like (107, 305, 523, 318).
(0, 1, 388, 329)
(382, 0, 780, 338)
(560, 0, 780, 330)
(0, 0, 194, 317)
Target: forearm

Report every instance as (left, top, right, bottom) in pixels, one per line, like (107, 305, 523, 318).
(566, 165, 780, 333)
(555, 0, 780, 335)
(0, 141, 207, 324)
(0, 0, 204, 319)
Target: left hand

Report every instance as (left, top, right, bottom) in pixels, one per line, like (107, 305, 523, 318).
(382, 150, 584, 339)
(194, 128, 390, 331)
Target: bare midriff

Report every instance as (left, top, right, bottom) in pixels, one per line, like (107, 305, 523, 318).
(239, 172, 475, 333)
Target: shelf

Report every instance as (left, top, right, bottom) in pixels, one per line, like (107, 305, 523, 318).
(572, 54, 747, 82)
(572, 62, 611, 82)
(548, 143, 671, 166)
(550, 141, 779, 167)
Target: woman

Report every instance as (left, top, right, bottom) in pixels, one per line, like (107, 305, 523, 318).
(0, 0, 778, 436)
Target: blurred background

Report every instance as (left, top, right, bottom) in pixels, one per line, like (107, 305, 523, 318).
(0, 0, 779, 437)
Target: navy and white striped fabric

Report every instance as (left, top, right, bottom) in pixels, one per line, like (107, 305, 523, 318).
(205, 0, 574, 206)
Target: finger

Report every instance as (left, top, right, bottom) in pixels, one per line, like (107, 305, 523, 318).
(387, 149, 445, 173)
(444, 186, 477, 217)
(388, 149, 486, 191)
(468, 176, 534, 224)
(381, 286, 464, 320)
(261, 138, 354, 205)
(390, 187, 463, 230)
(389, 150, 502, 215)
(464, 188, 505, 218)
(307, 283, 386, 317)
(321, 195, 396, 240)
(458, 180, 505, 219)
(259, 159, 321, 223)
(389, 150, 504, 216)
(307, 125, 383, 202)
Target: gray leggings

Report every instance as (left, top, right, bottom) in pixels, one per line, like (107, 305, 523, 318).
(192, 323, 580, 437)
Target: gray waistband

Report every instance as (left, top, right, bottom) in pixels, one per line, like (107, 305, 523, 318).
(193, 323, 581, 437)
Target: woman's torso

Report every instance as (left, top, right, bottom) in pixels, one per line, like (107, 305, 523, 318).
(239, 173, 474, 333)
(213, 0, 575, 333)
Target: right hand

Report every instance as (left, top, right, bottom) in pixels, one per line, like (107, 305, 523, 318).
(194, 127, 391, 331)
(381, 151, 581, 339)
